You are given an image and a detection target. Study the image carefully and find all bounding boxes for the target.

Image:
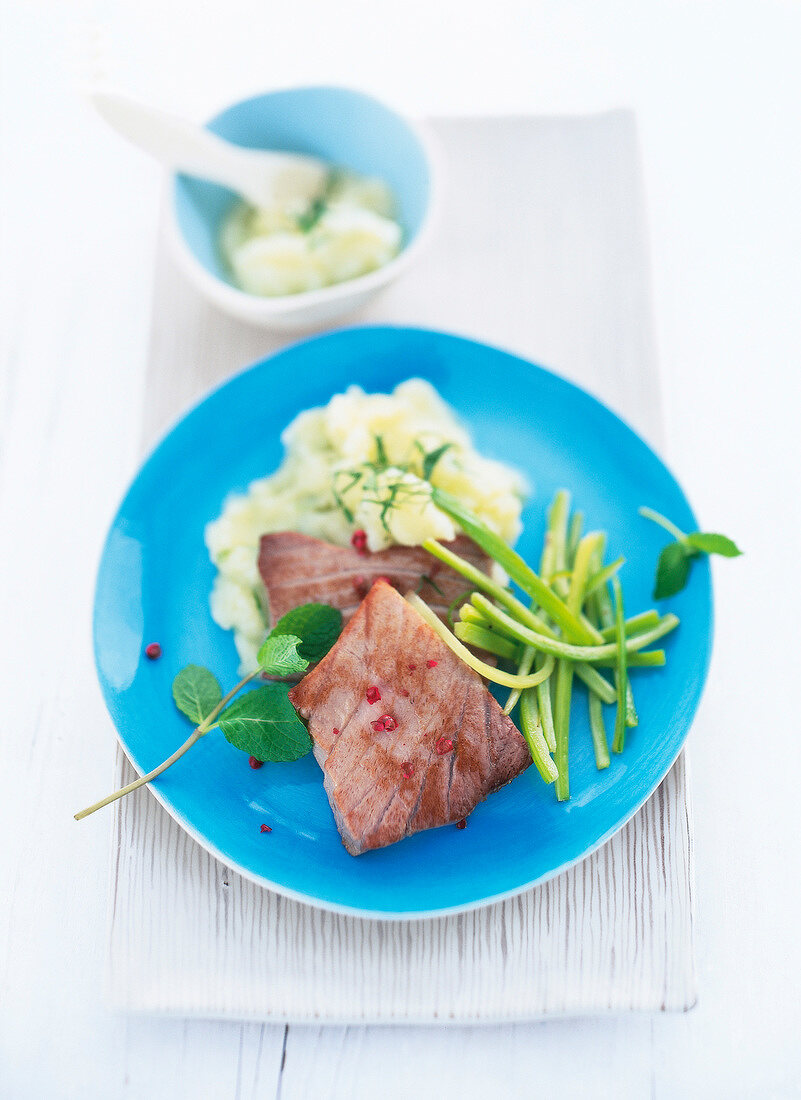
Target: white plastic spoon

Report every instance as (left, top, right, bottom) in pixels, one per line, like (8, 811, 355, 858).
(89, 89, 329, 207)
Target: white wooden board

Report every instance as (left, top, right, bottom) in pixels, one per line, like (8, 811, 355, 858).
(106, 113, 696, 1020)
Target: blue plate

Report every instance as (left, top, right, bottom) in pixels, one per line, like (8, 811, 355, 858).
(94, 326, 712, 919)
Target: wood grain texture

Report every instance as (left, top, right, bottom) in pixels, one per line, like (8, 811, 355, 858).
(106, 113, 696, 1021)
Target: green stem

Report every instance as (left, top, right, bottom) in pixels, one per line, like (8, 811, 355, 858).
(585, 557, 625, 599)
(594, 573, 639, 726)
(596, 650, 665, 668)
(471, 594, 679, 663)
(588, 693, 611, 770)
(424, 538, 556, 638)
(547, 490, 571, 597)
(407, 593, 555, 690)
(638, 506, 687, 542)
(553, 660, 573, 801)
(74, 670, 259, 821)
(612, 577, 629, 753)
(428, 494, 603, 645)
(519, 688, 558, 783)
(536, 491, 568, 755)
(574, 663, 616, 704)
(503, 645, 535, 715)
(454, 622, 521, 661)
(458, 603, 489, 626)
(536, 660, 557, 753)
(567, 511, 584, 567)
(600, 610, 660, 641)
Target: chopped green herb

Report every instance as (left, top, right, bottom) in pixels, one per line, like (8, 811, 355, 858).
(422, 442, 453, 481)
(296, 194, 327, 233)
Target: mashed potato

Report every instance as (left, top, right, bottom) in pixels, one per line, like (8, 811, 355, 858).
(206, 379, 527, 671)
(220, 172, 402, 297)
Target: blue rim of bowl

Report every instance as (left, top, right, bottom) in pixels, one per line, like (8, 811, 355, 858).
(93, 324, 713, 920)
(166, 86, 443, 317)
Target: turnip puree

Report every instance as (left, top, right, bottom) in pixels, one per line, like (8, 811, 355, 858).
(220, 171, 402, 297)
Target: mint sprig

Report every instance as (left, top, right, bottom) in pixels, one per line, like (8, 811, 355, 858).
(640, 507, 742, 599)
(74, 602, 342, 821)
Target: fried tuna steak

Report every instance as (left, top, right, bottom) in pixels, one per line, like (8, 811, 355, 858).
(258, 531, 490, 627)
(288, 581, 530, 855)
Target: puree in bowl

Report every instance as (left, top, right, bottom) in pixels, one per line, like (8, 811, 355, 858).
(219, 171, 403, 297)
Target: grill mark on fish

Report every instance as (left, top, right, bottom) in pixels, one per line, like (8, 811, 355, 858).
(289, 581, 529, 855)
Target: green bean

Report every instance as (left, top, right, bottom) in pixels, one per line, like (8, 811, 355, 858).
(588, 693, 611, 770)
(407, 594, 555, 690)
(599, 610, 660, 641)
(519, 688, 559, 784)
(471, 593, 679, 663)
(424, 539, 555, 638)
(429, 491, 603, 645)
(611, 577, 629, 752)
(567, 511, 584, 566)
(553, 659, 573, 801)
(458, 603, 488, 626)
(596, 650, 665, 668)
(595, 570, 639, 727)
(548, 490, 571, 598)
(551, 531, 605, 801)
(502, 646, 535, 715)
(453, 622, 521, 662)
(585, 557, 625, 599)
(536, 660, 557, 752)
(574, 663, 616, 704)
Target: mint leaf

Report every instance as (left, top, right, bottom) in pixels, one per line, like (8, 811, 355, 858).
(422, 442, 452, 482)
(653, 542, 692, 600)
(257, 633, 309, 677)
(685, 532, 743, 557)
(271, 603, 342, 663)
(218, 684, 312, 762)
(172, 665, 223, 725)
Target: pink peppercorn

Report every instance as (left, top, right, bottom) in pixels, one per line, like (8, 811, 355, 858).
(435, 736, 454, 755)
(371, 714, 398, 733)
(351, 529, 368, 554)
(456, 818, 467, 830)
(144, 642, 162, 660)
(248, 756, 263, 769)
(426, 659, 438, 668)
(401, 761, 415, 779)
(366, 685, 381, 704)
(260, 824, 272, 833)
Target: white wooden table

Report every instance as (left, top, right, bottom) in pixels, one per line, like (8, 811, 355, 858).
(2, 2, 800, 1096)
